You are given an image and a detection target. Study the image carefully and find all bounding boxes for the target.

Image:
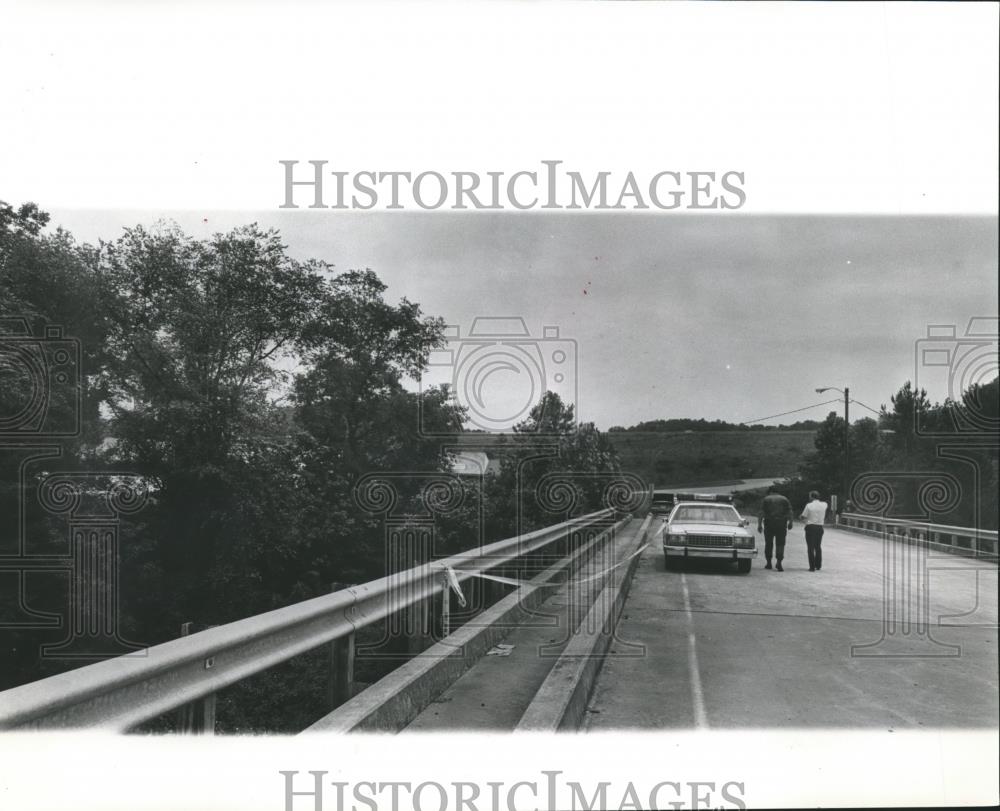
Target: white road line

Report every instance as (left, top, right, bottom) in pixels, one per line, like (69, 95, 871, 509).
(680, 572, 709, 730)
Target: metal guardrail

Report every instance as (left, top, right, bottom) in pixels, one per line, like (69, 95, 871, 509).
(303, 512, 633, 733)
(0, 509, 615, 731)
(838, 512, 999, 559)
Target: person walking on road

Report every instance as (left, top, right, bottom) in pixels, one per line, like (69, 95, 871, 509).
(800, 490, 829, 572)
(757, 487, 794, 571)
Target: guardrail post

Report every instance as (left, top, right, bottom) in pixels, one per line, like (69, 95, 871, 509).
(175, 622, 195, 732)
(406, 596, 431, 654)
(327, 583, 356, 708)
(329, 633, 356, 708)
(199, 693, 217, 735)
(175, 622, 217, 734)
(440, 576, 451, 638)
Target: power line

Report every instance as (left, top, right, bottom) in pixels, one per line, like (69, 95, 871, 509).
(740, 398, 842, 425)
(849, 398, 883, 417)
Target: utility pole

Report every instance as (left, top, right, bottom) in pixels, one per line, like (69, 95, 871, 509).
(816, 385, 851, 509)
(843, 386, 850, 507)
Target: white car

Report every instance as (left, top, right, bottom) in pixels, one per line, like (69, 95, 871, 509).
(661, 496, 757, 573)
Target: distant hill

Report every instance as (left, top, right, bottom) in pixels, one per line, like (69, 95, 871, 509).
(445, 425, 817, 489)
(606, 430, 815, 487)
(608, 418, 823, 433)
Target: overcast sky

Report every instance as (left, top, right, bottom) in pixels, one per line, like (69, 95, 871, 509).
(49, 210, 998, 430)
(6, 0, 995, 436)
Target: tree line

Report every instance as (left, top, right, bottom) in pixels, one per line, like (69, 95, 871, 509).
(739, 378, 998, 529)
(0, 201, 623, 729)
(609, 417, 824, 432)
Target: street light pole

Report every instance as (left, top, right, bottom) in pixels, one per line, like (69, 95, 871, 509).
(843, 387, 849, 508)
(817, 385, 850, 510)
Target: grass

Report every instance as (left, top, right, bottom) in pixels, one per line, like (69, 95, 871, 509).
(607, 431, 814, 487)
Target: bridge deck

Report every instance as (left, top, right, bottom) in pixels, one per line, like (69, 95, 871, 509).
(586, 525, 999, 729)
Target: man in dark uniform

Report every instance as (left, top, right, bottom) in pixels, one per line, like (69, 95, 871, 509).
(757, 486, 794, 571)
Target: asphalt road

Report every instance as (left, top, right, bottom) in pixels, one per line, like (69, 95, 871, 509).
(658, 478, 784, 494)
(585, 525, 999, 729)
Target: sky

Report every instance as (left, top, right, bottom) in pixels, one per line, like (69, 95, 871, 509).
(47, 210, 999, 430)
(4, 0, 996, 433)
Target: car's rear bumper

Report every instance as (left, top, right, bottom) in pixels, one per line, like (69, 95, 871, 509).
(663, 545, 757, 560)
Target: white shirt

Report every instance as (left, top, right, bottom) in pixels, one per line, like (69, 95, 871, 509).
(800, 500, 828, 525)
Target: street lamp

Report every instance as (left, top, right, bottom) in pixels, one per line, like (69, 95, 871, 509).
(816, 386, 850, 512)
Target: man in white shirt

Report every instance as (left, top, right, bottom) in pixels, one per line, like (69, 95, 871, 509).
(799, 491, 829, 571)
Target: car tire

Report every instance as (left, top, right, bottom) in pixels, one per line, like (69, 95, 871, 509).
(737, 559, 752, 574)
(664, 555, 675, 571)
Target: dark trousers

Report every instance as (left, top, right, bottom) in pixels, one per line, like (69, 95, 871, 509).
(763, 520, 787, 563)
(805, 524, 824, 570)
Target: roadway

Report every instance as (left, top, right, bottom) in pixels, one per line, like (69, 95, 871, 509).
(585, 524, 999, 729)
(658, 478, 784, 494)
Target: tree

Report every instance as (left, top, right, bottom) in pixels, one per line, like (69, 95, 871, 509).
(291, 270, 465, 582)
(797, 413, 883, 500)
(93, 222, 332, 633)
(798, 411, 845, 495)
(99, 223, 327, 471)
(1, 200, 109, 449)
(867, 380, 998, 527)
(955, 376, 999, 435)
(294, 270, 454, 478)
(879, 381, 938, 463)
(1, 201, 115, 689)
(950, 376, 999, 530)
(488, 392, 623, 532)
(849, 417, 881, 476)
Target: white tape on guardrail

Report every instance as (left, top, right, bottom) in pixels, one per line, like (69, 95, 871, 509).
(439, 543, 649, 605)
(444, 564, 468, 607)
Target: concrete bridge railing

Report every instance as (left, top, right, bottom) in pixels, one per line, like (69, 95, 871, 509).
(838, 512, 998, 561)
(0, 509, 616, 732)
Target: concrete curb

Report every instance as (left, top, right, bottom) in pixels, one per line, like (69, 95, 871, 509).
(302, 515, 633, 733)
(515, 513, 654, 732)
